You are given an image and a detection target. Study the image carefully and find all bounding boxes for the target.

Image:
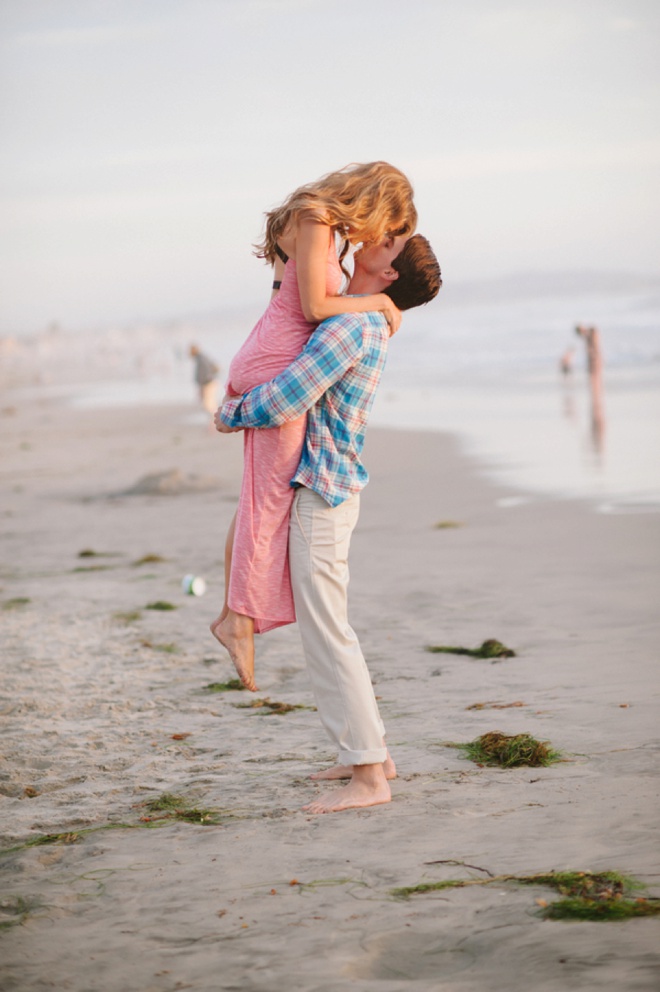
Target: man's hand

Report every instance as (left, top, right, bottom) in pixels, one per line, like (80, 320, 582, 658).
(377, 296, 402, 336)
(214, 408, 243, 433)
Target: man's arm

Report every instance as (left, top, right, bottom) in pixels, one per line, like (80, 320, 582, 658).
(219, 315, 365, 429)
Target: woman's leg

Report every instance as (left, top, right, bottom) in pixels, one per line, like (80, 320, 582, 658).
(210, 510, 258, 691)
(227, 422, 302, 628)
(212, 421, 304, 690)
(211, 510, 236, 630)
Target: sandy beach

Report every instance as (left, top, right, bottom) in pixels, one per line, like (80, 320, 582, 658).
(1, 392, 659, 991)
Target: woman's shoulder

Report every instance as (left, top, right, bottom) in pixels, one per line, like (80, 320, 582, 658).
(278, 214, 338, 262)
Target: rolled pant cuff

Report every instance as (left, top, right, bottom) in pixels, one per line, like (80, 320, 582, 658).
(338, 747, 387, 766)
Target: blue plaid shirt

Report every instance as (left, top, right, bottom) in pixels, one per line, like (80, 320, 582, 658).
(220, 311, 390, 507)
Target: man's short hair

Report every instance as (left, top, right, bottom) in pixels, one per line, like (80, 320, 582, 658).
(384, 234, 442, 311)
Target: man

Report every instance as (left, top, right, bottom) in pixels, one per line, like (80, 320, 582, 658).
(215, 235, 441, 813)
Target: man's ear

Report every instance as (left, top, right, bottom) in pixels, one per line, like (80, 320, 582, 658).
(381, 267, 399, 288)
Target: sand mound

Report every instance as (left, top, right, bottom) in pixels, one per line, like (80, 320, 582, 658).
(119, 468, 220, 496)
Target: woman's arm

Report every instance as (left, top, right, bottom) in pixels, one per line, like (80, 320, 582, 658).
(294, 218, 401, 333)
(218, 315, 364, 430)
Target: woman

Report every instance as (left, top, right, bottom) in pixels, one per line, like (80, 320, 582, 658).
(211, 162, 417, 690)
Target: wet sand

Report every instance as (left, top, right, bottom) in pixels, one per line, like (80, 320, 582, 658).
(1, 395, 659, 991)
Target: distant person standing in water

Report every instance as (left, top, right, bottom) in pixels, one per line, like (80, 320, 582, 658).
(559, 346, 575, 375)
(189, 344, 220, 421)
(575, 324, 603, 378)
(575, 324, 605, 452)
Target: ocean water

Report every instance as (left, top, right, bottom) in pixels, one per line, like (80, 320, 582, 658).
(373, 287, 660, 512)
(8, 284, 659, 512)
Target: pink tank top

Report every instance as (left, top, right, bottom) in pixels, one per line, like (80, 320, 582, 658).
(228, 236, 342, 396)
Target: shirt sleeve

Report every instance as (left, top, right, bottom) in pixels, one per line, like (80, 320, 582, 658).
(220, 315, 365, 428)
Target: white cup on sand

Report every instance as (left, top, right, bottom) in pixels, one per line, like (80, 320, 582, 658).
(182, 574, 206, 596)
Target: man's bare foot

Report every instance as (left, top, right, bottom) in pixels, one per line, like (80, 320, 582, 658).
(210, 610, 257, 691)
(311, 751, 397, 781)
(302, 764, 391, 815)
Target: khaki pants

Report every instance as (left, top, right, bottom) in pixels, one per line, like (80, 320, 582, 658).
(289, 487, 387, 766)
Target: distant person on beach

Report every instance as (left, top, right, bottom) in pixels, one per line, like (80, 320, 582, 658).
(575, 324, 603, 377)
(559, 346, 575, 375)
(189, 345, 220, 419)
(215, 235, 441, 813)
(210, 162, 417, 692)
(575, 324, 605, 452)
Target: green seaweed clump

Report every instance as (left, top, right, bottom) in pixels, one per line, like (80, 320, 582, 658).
(524, 870, 660, 922)
(520, 870, 628, 898)
(72, 564, 115, 572)
(0, 832, 81, 858)
(77, 549, 122, 559)
(113, 609, 142, 624)
(140, 639, 179, 653)
(204, 679, 245, 692)
(392, 880, 462, 897)
(426, 639, 516, 659)
(0, 823, 136, 858)
(234, 697, 313, 715)
(142, 793, 221, 825)
(390, 868, 660, 921)
(133, 554, 167, 566)
(454, 731, 561, 768)
(145, 600, 177, 611)
(544, 894, 660, 921)
(2, 597, 31, 610)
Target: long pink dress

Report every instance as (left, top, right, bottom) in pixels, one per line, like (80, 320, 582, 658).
(226, 237, 342, 633)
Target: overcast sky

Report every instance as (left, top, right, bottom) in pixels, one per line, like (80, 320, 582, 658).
(1, 0, 659, 334)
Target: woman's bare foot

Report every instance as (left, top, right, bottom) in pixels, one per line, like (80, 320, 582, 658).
(209, 607, 228, 637)
(302, 764, 391, 815)
(310, 750, 397, 782)
(210, 609, 257, 691)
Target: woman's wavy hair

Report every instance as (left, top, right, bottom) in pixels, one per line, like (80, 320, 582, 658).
(254, 161, 417, 265)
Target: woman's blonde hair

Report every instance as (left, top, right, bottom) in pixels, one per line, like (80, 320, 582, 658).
(255, 161, 417, 264)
